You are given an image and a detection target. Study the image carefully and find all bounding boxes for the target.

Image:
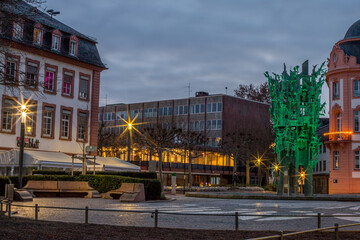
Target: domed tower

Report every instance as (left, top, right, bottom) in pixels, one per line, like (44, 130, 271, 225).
(327, 20, 360, 194)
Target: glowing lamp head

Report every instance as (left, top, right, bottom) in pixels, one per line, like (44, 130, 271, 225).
(257, 159, 261, 163)
(275, 165, 279, 170)
(21, 112, 26, 118)
(128, 123, 132, 130)
(21, 105, 26, 110)
(300, 172, 305, 178)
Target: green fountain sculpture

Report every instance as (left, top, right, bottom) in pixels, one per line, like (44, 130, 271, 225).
(265, 60, 326, 196)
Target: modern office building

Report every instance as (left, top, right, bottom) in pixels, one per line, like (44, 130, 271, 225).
(0, 1, 106, 175)
(326, 19, 360, 194)
(99, 92, 270, 186)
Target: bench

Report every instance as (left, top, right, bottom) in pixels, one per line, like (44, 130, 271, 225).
(23, 180, 101, 198)
(104, 183, 145, 202)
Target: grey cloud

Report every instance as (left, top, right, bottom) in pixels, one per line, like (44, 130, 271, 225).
(44, 0, 360, 107)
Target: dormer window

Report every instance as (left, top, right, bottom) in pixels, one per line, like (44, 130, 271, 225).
(33, 23, 43, 45)
(52, 35, 60, 50)
(69, 35, 78, 56)
(70, 41, 77, 55)
(51, 29, 62, 51)
(13, 20, 23, 39)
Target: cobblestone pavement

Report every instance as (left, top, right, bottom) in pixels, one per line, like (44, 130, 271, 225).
(9, 194, 360, 231)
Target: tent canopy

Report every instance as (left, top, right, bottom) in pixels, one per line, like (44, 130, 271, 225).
(0, 150, 140, 172)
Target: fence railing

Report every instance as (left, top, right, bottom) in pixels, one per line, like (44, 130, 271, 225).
(1, 199, 360, 239)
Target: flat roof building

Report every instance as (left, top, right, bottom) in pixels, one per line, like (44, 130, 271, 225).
(99, 92, 271, 186)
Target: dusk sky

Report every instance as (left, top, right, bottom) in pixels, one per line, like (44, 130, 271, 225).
(44, 0, 360, 111)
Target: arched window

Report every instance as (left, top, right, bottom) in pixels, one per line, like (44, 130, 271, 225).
(336, 113, 342, 132)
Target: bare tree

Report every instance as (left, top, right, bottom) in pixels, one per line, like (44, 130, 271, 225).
(176, 130, 207, 188)
(138, 124, 180, 193)
(234, 82, 270, 103)
(220, 131, 253, 186)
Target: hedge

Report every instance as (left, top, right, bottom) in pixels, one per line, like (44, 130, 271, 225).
(32, 170, 157, 179)
(0, 175, 161, 200)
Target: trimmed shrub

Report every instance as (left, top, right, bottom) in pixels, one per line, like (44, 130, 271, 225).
(32, 170, 157, 179)
(75, 175, 161, 200)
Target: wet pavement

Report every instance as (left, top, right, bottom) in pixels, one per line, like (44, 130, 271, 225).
(8, 194, 360, 231)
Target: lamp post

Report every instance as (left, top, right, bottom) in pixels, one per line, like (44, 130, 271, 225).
(18, 105, 26, 189)
(127, 123, 132, 162)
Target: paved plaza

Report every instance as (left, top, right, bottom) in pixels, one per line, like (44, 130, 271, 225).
(9, 194, 360, 231)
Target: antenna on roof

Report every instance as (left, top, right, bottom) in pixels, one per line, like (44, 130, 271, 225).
(46, 9, 60, 19)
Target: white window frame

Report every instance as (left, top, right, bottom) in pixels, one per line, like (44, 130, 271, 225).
(52, 35, 60, 51)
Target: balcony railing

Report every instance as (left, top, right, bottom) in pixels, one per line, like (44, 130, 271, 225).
(324, 132, 352, 142)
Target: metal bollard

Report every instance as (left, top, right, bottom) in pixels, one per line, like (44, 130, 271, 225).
(35, 204, 38, 221)
(278, 231, 283, 240)
(8, 201, 11, 218)
(317, 213, 321, 228)
(154, 209, 158, 228)
(334, 223, 339, 240)
(85, 206, 89, 224)
(235, 212, 239, 231)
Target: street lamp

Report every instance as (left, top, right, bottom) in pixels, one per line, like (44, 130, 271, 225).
(127, 123, 132, 161)
(18, 104, 27, 189)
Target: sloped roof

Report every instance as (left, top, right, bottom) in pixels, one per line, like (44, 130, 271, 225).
(1, 1, 106, 68)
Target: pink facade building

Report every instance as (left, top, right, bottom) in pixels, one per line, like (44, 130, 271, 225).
(327, 19, 360, 194)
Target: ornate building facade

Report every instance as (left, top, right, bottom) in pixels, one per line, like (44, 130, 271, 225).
(327, 19, 360, 194)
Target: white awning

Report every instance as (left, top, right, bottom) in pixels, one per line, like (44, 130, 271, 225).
(88, 157, 140, 172)
(0, 149, 82, 168)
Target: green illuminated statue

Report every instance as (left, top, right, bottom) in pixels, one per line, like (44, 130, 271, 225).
(265, 61, 326, 196)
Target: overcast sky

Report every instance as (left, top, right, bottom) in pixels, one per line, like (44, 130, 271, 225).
(44, 0, 360, 111)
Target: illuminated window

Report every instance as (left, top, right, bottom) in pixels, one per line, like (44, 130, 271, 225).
(333, 82, 339, 99)
(356, 151, 360, 169)
(334, 151, 339, 169)
(33, 28, 42, 45)
(25, 104, 36, 136)
(354, 80, 360, 97)
(44, 66, 56, 93)
(336, 113, 342, 132)
(355, 111, 360, 132)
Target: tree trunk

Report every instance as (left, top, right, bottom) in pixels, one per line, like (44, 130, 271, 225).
(265, 166, 269, 185)
(233, 154, 237, 187)
(246, 160, 250, 186)
(158, 150, 164, 194)
(188, 150, 192, 189)
(258, 165, 262, 187)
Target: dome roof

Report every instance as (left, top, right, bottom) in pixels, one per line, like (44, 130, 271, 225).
(344, 19, 360, 39)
